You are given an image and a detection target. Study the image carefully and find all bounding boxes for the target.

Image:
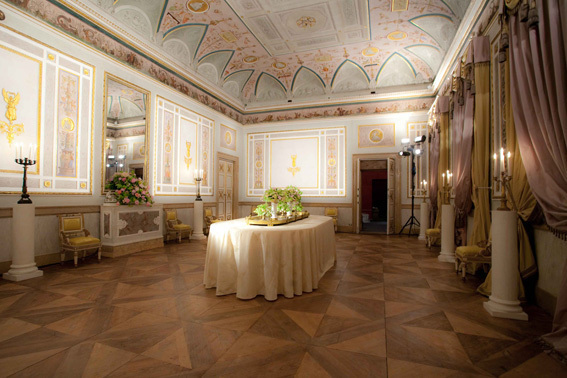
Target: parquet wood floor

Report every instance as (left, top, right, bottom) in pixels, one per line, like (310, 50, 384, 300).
(0, 233, 565, 377)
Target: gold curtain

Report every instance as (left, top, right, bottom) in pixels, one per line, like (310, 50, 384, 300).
(469, 61, 491, 245)
(434, 107, 450, 229)
(478, 58, 538, 297)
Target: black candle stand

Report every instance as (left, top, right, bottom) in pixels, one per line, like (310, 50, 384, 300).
(15, 157, 36, 204)
(195, 176, 203, 201)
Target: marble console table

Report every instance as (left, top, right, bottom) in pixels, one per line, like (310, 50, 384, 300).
(100, 203, 164, 258)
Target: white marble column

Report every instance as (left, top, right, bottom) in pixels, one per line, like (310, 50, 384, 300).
(3, 205, 43, 281)
(438, 204, 455, 262)
(484, 210, 528, 321)
(192, 200, 206, 240)
(418, 202, 429, 241)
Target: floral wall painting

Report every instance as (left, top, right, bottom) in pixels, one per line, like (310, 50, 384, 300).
(154, 96, 214, 196)
(358, 123, 395, 148)
(248, 127, 345, 197)
(220, 124, 236, 151)
(56, 70, 80, 178)
(0, 26, 93, 194)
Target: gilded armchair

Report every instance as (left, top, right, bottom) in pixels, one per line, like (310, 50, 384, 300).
(58, 213, 101, 267)
(164, 209, 193, 243)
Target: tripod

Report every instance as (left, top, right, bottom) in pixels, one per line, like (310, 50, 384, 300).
(399, 154, 420, 236)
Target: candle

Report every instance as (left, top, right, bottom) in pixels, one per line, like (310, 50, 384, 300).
(14, 143, 17, 160)
(506, 151, 511, 175)
(19, 143, 22, 160)
(442, 173, 446, 186)
(28, 144, 32, 160)
(423, 180, 427, 190)
(493, 153, 497, 174)
(500, 148, 505, 173)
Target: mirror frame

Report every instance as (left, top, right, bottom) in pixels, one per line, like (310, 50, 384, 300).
(101, 72, 151, 193)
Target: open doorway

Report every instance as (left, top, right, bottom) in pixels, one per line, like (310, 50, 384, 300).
(360, 164, 387, 233)
(352, 154, 400, 234)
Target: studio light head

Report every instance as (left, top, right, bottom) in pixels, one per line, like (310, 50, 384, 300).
(398, 151, 411, 156)
(414, 135, 426, 144)
(401, 138, 410, 145)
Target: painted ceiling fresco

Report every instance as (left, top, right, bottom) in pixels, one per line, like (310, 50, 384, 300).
(86, 0, 471, 108)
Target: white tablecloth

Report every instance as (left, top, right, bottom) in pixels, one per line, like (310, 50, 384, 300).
(204, 215, 336, 300)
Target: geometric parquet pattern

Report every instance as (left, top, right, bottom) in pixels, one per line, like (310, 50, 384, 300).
(1, 233, 566, 377)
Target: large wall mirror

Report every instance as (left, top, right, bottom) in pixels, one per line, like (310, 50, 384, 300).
(102, 73, 150, 192)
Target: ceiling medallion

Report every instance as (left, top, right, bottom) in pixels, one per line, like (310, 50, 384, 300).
(243, 56, 258, 64)
(296, 16, 316, 29)
(272, 62, 287, 70)
(387, 31, 407, 41)
(362, 46, 379, 57)
(187, 0, 209, 13)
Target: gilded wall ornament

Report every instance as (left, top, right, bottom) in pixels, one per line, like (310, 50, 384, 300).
(0, 89, 24, 146)
(184, 141, 192, 169)
(287, 154, 301, 177)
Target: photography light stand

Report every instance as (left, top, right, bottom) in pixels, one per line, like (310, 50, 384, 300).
(398, 135, 426, 236)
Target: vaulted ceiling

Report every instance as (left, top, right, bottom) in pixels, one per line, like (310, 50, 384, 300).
(85, 0, 471, 108)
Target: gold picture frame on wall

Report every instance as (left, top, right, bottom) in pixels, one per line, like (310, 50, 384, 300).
(101, 73, 150, 193)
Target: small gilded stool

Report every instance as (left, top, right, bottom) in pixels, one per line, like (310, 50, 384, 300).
(425, 228, 441, 248)
(455, 242, 492, 280)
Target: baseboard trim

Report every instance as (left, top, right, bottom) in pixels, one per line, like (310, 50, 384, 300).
(101, 238, 164, 258)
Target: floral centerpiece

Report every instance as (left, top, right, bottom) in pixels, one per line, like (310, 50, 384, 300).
(262, 187, 285, 203)
(105, 171, 154, 206)
(254, 203, 271, 219)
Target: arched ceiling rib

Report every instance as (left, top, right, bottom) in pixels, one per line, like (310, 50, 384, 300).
(86, 0, 473, 107)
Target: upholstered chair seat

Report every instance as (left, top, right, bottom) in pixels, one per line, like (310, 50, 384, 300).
(455, 241, 491, 280)
(165, 209, 192, 243)
(204, 208, 222, 236)
(58, 213, 101, 267)
(324, 207, 338, 232)
(425, 228, 441, 248)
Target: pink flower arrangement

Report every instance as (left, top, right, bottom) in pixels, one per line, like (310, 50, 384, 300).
(105, 171, 154, 206)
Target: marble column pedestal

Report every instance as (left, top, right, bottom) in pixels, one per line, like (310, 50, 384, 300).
(3, 204, 43, 281)
(438, 204, 455, 263)
(484, 210, 528, 321)
(193, 199, 206, 240)
(418, 202, 429, 241)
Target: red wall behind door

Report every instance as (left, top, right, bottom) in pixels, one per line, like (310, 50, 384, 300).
(361, 169, 387, 216)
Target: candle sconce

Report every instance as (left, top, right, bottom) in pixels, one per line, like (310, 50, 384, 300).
(441, 171, 453, 205)
(13, 143, 37, 204)
(493, 148, 517, 211)
(421, 180, 428, 203)
(15, 155, 36, 204)
(493, 171, 518, 211)
(194, 169, 204, 201)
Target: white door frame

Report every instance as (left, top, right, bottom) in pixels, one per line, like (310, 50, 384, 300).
(216, 152, 239, 220)
(352, 153, 401, 234)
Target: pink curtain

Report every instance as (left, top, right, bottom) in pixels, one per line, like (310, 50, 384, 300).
(509, 0, 567, 238)
(508, 0, 567, 358)
(452, 49, 475, 245)
(429, 97, 449, 226)
(429, 118, 440, 226)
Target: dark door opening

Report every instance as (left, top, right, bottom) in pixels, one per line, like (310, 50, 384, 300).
(360, 166, 387, 233)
